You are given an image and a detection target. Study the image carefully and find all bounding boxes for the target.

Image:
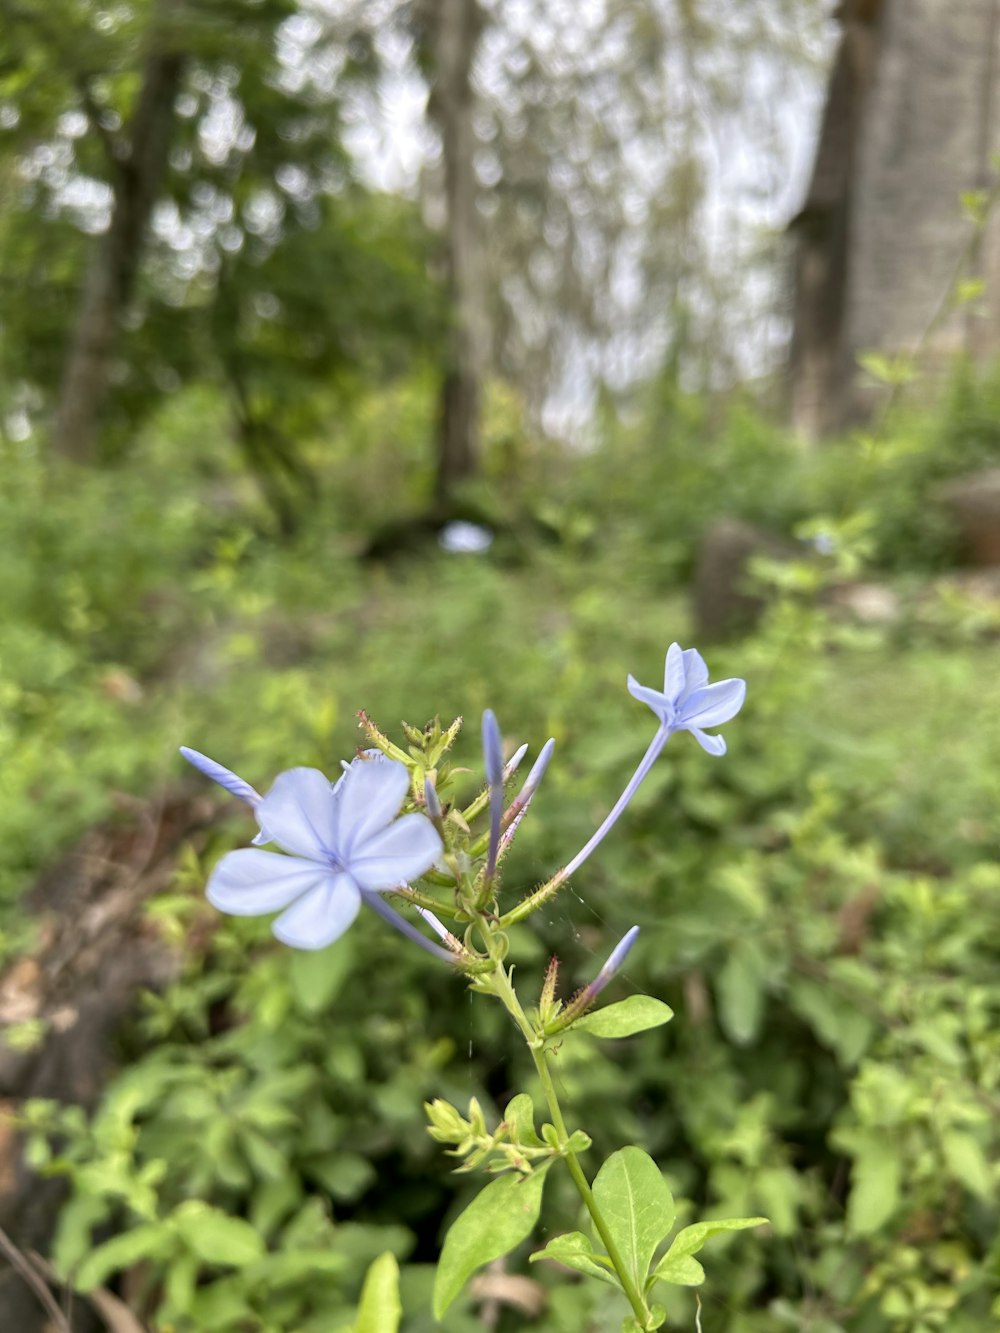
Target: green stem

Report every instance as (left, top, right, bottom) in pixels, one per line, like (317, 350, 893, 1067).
(488, 954, 652, 1329)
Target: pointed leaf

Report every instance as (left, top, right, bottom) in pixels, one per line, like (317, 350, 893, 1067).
(592, 1148, 675, 1293)
(433, 1168, 547, 1317)
(530, 1232, 621, 1288)
(172, 1201, 265, 1266)
(652, 1216, 767, 1287)
(659, 1217, 767, 1261)
(504, 1093, 544, 1147)
(847, 1149, 901, 1236)
(353, 1251, 401, 1333)
(573, 996, 673, 1039)
(74, 1224, 170, 1291)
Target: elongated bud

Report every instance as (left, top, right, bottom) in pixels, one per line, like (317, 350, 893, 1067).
(592, 926, 640, 992)
(424, 775, 443, 819)
(481, 710, 504, 786)
(482, 710, 504, 879)
(500, 737, 556, 854)
(504, 743, 529, 779)
(180, 747, 260, 807)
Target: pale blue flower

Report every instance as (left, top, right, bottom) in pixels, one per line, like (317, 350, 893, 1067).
(627, 643, 746, 756)
(561, 644, 745, 881)
(186, 752, 444, 952)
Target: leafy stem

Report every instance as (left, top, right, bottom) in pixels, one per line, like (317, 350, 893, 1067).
(485, 938, 654, 1329)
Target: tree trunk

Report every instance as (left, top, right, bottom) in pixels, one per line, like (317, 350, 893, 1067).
(425, 0, 488, 506)
(788, 0, 1000, 437)
(51, 3, 184, 463)
(787, 0, 883, 438)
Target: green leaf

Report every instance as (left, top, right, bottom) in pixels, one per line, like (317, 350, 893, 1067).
(530, 1232, 621, 1288)
(353, 1251, 401, 1333)
(651, 1217, 765, 1289)
(172, 1201, 266, 1266)
(658, 1217, 767, 1261)
(592, 1148, 675, 1293)
(289, 944, 354, 1014)
(504, 1093, 544, 1146)
(717, 944, 767, 1045)
(652, 1254, 705, 1286)
(941, 1131, 992, 1200)
(573, 996, 673, 1039)
(847, 1149, 900, 1236)
(433, 1167, 548, 1317)
(75, 1223, 172, 1291)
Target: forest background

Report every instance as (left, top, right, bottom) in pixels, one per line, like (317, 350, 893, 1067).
(0, 1, 999, 1331)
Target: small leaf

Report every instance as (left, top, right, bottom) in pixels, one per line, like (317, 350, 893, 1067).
(433, 1167, 548, 1317)
(717, 945, 766, 1045)
(353, 1251, 401, 1333)
(530, 1232, 621, 1288)
(847, 1149, 900, 1236)
(592, 1148, 675, 1293)
(658, 1217, 767, 1262)
(289, 945, 354, 1013)
(75, 1224, 171, 1291)
(573, 996, 673, 1039)
(941, 1131, 992, 1201)
(504, 1093, 543, 1146)
(172, 1201, 265, 1266)
(652, 1253, 705, 1287)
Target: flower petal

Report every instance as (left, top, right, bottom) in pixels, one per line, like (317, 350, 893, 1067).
(678, 648, 709, 694)
(333, 757, 410, 857)
(206, 848, 332, 916)
(627, 674, 672, 723)
(350, 813, 443, 890)
(662, 643, 687, 699)
(272, 872, 361, 950)
(689, 727, 727, 756)
(680, 678, 746, 729)
(256, 768, 339, 860)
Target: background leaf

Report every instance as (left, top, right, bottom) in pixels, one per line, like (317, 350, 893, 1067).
(352, 1251, 401, 1333)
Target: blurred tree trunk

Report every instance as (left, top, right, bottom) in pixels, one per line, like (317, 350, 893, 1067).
(789, 0, 1000, 437)
(51, 1, 184, 463)
(424, 0, 488, 505)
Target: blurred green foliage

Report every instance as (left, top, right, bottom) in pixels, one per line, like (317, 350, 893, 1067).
(4, 366, 1000, 1330)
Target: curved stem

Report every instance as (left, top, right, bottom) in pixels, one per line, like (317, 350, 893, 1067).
(562, 724, 670, 880)
(364, 892, 460, 963)
(499, 726, 670, 929)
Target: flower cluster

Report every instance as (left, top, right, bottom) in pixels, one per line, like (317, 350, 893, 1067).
(182, 643, 744, 958)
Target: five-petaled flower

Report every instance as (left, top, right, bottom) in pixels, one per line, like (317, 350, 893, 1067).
(627, 643, 745, 755)
(199, 756, 442, 950)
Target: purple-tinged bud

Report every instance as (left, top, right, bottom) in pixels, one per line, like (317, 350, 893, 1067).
(482, 710, 504, 879)
(561, 927, 640, 1024)
(521, 737, 555, 797)
(500, 737, 556, 853)
(591, 926, 640, 993)
(481, 710, 504, 786)
(180, 747, 260, 808)
(424, 775, 443, 819)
